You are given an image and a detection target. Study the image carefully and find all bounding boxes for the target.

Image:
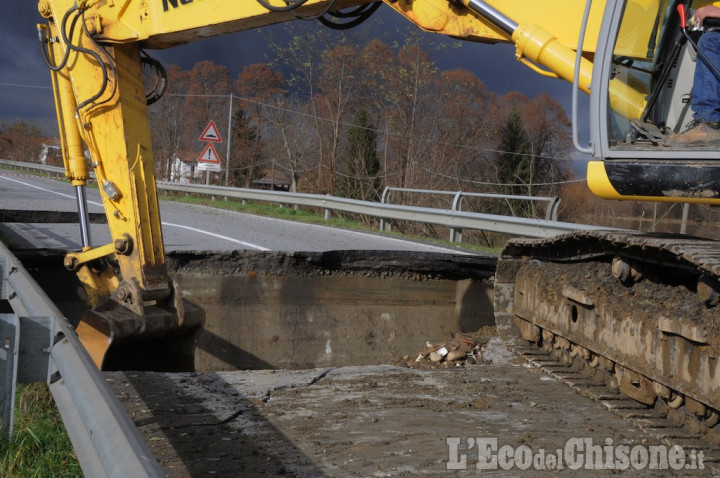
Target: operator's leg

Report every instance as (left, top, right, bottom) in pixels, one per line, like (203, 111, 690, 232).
(664, 31, 720, 146)
(692, 31, 720, 123)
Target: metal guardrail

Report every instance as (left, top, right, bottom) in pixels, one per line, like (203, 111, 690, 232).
(0, 159, 605, 239)
(0, 241, 164, 477)
(380, 187, 562, 241)
(156, 181, 605, 239)
(0, 159, 69, 178)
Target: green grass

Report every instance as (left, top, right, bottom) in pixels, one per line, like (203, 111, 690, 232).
(0, 231, 16, 249)
(0, 202, 79, 476)
(0, 384, 81, 477)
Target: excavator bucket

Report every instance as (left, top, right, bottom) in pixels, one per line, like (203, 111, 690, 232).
(76, 295, 204, 372)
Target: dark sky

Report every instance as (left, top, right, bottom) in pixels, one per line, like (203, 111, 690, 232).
(0, 2, 589, 164)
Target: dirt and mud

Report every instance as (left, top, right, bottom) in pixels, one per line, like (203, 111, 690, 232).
(105, 336, 714, 477)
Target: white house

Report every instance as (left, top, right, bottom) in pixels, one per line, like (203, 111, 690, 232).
(169, 156, 203, 183)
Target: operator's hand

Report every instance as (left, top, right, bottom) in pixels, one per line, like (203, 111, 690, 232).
(694, 5, 720, 26)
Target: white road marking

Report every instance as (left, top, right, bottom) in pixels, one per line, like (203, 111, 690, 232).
(1, 175, 78, 200)
(1, 174, 474, 255)
(162, 222, 269, 251)
(0, 175, 269, 250)
(271, 217, 476, 255)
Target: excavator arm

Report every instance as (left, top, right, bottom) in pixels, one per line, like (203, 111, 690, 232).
(35, 0, 682, 370)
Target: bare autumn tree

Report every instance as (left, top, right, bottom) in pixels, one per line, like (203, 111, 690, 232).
(183, 61, 230, 183)
(426, 69, 495, 192)
(268, 26, 328, 191)
(0, 121, 43, 163)
(262, 95, 315, 193)
(357, 39, 398, 190)
(382, 37, 438, 197)
(316, 42, 364, 195)
(149, 65, 190, 180)
(234, 63, 285, 187)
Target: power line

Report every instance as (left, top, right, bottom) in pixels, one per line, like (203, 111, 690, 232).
(429, 169, 586, 187)
(3, 82, 580, 166)
(0, 82, 52, 90)
(166, 92, 578, 163)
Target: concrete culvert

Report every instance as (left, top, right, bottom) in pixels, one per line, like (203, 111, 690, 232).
(20, 249, 498, 372)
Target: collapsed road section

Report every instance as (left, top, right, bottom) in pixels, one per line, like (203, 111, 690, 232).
(16, 247, 718, 476)
(22, 249, 497, 372)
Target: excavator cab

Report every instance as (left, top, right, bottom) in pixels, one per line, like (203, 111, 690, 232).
(584, 0, 720, 203)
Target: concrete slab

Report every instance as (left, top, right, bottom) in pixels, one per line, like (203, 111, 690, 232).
(106, 340, 701, 477)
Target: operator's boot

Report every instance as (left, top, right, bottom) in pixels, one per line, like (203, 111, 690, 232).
(662, 121, 720, 147)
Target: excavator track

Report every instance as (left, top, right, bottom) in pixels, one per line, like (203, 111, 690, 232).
(494, 231, 720, 451)
(513, 342, 720, 472)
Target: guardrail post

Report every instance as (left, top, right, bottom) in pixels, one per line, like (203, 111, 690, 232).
(0, 313, 18, 439)
(545, 197, 561, 221)
(324, 209, 331, 221)
(379, 187, 392, 232)
(450, 191, 463, 243)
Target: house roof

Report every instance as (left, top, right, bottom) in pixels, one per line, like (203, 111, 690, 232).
(252, 167, 290, 186)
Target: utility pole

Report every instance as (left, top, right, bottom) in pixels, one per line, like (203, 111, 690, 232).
(225, 94, 233, 186)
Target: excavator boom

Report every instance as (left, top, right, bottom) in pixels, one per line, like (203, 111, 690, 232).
(37, 0, 618, 371)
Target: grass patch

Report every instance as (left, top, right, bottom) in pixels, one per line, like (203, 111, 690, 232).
(0, 170, 81, 475)
(0, 231, 16, 249)
(166, 194, 364, 228)
(0, 384, 81, 477)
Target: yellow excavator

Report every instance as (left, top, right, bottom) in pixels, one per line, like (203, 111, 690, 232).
(37, 0, 720, 443)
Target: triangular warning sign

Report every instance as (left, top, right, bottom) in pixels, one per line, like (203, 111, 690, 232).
(199, 121, 223, 143)
(197, 143, 221, 164)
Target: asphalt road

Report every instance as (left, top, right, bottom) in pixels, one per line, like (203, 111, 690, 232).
(0, 171, 474, 254)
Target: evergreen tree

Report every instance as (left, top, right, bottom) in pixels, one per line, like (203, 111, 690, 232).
(339, 110, 382, 200)
(231, 107, 262, 187)
(495, 109, 535, 217)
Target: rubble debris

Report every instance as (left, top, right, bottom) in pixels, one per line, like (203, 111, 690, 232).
(392, 326, 497, 369)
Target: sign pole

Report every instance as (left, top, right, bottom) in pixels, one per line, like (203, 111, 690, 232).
(225, 94, 233, 186)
